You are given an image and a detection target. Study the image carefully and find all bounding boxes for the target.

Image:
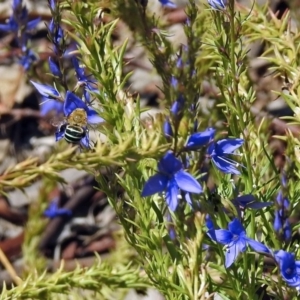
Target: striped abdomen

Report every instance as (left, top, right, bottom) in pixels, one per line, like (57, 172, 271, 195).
(64, 125, 85, 144)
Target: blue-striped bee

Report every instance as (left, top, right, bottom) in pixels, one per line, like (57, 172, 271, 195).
(64, 108, 88, 144)
(53, 108, 88, 144)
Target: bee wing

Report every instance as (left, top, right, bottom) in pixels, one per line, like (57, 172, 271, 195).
(50, 116, 65, 127)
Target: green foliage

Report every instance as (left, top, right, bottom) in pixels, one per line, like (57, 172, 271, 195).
(0, 260, 149, 300)
(4, 0, 300, 299)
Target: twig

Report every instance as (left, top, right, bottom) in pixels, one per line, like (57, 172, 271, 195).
(0, 247, 22, 286)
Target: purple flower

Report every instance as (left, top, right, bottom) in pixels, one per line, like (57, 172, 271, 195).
(274, 250, 300, 288)
(159, 0, 177, 8)
(208, 0, 227, 10)
(185, 128, 215, 150)
(208, 138, 244, 174)
(44, 198, 72, 219)
(55, 91, 103, 147)
(209, 218, 269, 268)
(141, 151, 202, 211)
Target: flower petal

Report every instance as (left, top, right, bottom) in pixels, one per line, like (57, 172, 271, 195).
(246, 238, 269, 254)
(64, 91, 86, 116)
(48, 57, 62, 77)
(247, 202, 272, 209)
(234, 194, 256, 207)
(283, 220, 292, 240)
(228, 218, 245, 235)
(186, 128, 215, 150)
(170, 95, 184, 117)
(158, 151, 182, 174)
(212, 156, 241, 175)
(225, 243, 241, 268)
(142, 173, 168, 197)
(166, 178, 179, 211)
(184, 192, 193, 207)
(27, 18, 41, 30)
(72, 57, 86, 81)
(207, 143, 215, 156)
(208, 0, 227, 10)
(87, 107, 103, 124)
(31, 81, 60, 99)
(215, 138, 244, 155)
(206, 215, 217, 241)
(215, 229, 232, 244)
(40, 99, 63, 116)
(159, 0, 177, 8)
(273, 211, 282, 232)
(175, 170, 202, 194)
(80, 132, 90, 148)
(0, 23, 16, 32)
(163, 120, 173, 139)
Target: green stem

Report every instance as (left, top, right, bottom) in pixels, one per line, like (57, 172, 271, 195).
(228, 0, 253, 188)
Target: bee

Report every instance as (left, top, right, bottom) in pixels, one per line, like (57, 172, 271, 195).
(64, 108, 88, 144)
(52, 108, 88, 144)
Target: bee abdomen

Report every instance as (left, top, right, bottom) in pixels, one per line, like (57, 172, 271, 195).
(64, 125, 85, 143)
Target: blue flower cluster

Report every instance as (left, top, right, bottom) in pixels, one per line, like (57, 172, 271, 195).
(142, 127, 244, 211)
(0, 0, 40, 70)
(207, 217, 270, 268)
(206, 208, 300, 290)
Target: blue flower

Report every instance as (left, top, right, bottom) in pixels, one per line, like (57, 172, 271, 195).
(171, 76, 178, 88)
(205, 214, 217, 241)
(0, 0, 40, 33)
(40, 98, 64, 116)
(48, 57, 62, 78)
(0, 15, 40, 33)
(210, 218, 269, 268)
(141, 151, 202, 211)
(274, 191, 291, 241)
(31, 81, 61, 100)
(159, 0, 177, 8)
(72, 57, 98, 102)
(208, 138, 244, 174)
(49, 0, 56, 11)
(19, 49, 38, 70)
(163, 119, 173, 139)
(233, 194, 272, 218)
(185, 128, 215, 150)
(170, 94, 185, 120)
(274, 250, 300, 288)
(208, 0, 227, 10)
(55, 91, 103, 147)
(48, 19, 64, 54)
(44, 198, 72, 219)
